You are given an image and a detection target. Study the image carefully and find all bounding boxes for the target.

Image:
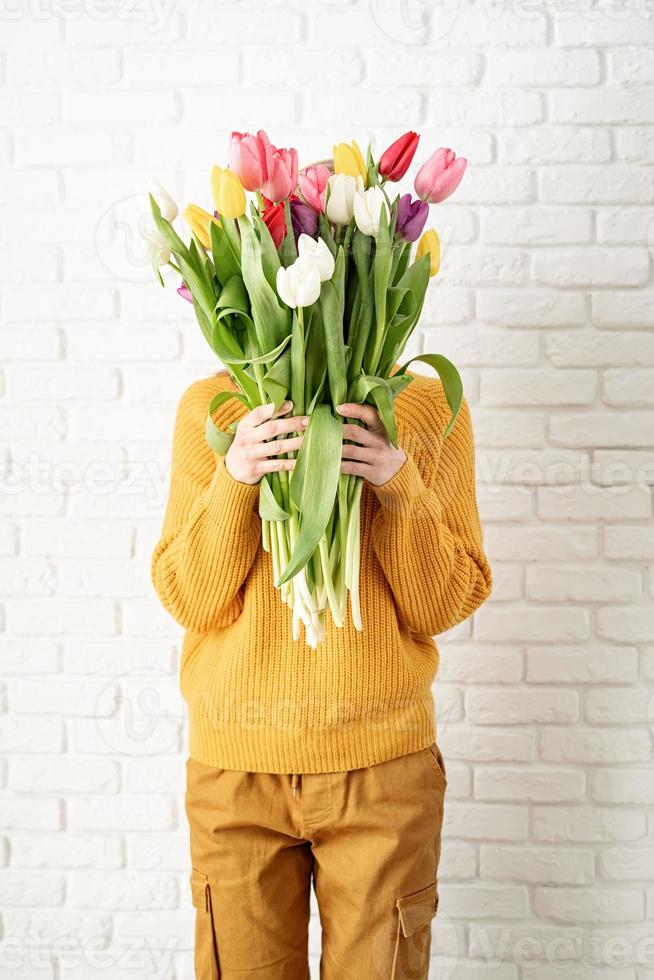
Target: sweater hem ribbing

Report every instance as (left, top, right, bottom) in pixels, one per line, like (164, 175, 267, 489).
(187, 696, 437, 774)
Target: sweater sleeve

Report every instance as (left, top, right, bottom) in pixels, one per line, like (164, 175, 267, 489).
(369, 396, 492, 638)
(151, 382, 262, 633)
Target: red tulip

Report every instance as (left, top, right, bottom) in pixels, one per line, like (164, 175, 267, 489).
(379, 131, 419, 182)
(414, 147, 467, 204)
(262, 198, 287, 248)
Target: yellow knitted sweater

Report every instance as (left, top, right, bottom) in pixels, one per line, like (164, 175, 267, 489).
(151, 370, 492, 773)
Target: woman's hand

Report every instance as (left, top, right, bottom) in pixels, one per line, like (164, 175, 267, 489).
(225, 400, 308, 485)
(336, 402, 407, 487)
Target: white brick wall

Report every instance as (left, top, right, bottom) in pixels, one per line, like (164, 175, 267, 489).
(1, 1, 653, 977)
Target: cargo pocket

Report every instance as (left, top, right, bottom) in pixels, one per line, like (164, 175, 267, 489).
(190, 867, 220, 980)
(390, 880, 438, 980)
(425, 741, 447, 788)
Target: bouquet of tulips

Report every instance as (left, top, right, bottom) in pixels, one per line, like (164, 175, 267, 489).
(143, 130, 467, 648)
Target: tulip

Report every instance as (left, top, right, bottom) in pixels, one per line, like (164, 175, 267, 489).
(177, 284, 193, 303)
(379, 131, 419, 182)
(259, 131, 298, 203)
(415, 148, 467, 204)
(262, 199, 287, 248)
(416, 229, 440, 277)
(183, 204, 217, 250)
(333, 139, 367, 186)
(276, 258, 321, 309)
(147, 179, 178, 221)
(395, 193, 429, 243)
(290, 197, 319, 239)
(228, 130, 271, 192)
(297, 234, 335, 282)
(140, 223, 171, 267)
(210, 166, 246, 219)
(325, 173, 362, 225)
(298, 164, 332, 213)
(353, 184, 390, 238)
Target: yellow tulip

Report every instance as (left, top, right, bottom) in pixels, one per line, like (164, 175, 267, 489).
(333, 139, 367, 187)
(211, 166, 246, 219)
(416, 229, 440, 277)
(183, 204, 217, 250)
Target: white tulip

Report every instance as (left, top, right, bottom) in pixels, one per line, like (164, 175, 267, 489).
(297, 235, 335, 283)
(353, 184, 390, 238)
(139, 221, 171, 267)
(276, 258, 321, 310)
(147, 178, 178, 222)
(325, 173, 363, 225)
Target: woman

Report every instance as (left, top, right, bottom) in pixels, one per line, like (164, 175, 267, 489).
(151, 365, 492, 979)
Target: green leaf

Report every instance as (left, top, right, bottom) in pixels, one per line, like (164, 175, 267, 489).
(319, 213, 337, 257)
(319, 279, 347, 409)
(219, 216, 242, 267)
(349, 373, 398, 447)
(210, 220, 241, 283)
(259, 475, 290, 521)
(277, 404, 342, 586)
(279, 200, 298, 268)
(251, 207, 281, 290)
(395, 353, 464, 438)
(216, 275, 249, 315)
(261, 346, 292, 410)
(238, 216, 289, 354)
(204, 390, 251, 456)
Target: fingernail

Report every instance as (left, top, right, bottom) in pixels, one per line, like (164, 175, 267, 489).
(302, 417, 309, 426)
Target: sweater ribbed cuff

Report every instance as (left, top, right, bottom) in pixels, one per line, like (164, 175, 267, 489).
(371, 450, 436, 518)
(204, 455, 261, 534)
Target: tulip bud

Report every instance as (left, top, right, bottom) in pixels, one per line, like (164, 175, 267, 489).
(262, 200, 288, 248)
(298, 164, 332, 213)
(146, 179, 178, 222)
(297, 235, 335, 282)
(379, 132, 419, 182)
(416, 229, 440, 277)
(276, 258, 321, 309)
(325, 173, 362, 225)
(333, 139, 368, 187)
(140, 224, 171, 267)
(414, 148, 467, 204)
(228, 130, 270, 192)
(183, 204, 217, 250)
(395, 193, 429, 243)
(353, 185, 390, 238)
(259, 131, 299, 204)
(210, 167, 247, 219)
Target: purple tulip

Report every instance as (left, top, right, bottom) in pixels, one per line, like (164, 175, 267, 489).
(290, 197, 319, 240)
(395, 194, 429, 243)
(177, 284, 193, 304)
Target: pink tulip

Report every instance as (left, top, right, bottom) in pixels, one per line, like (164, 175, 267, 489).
(228, 130, 272, 192)
(260, 131, 298, 203)
(414, 148, 467, 204)
(298, 164, 332, 213)
(177, 284, 193, 303)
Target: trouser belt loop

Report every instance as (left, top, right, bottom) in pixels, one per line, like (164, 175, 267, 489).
(290, 773, 300, 798)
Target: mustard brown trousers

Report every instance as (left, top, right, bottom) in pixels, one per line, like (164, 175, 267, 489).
(185, 741, 447, 979)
